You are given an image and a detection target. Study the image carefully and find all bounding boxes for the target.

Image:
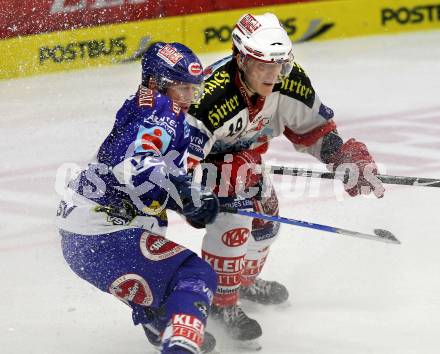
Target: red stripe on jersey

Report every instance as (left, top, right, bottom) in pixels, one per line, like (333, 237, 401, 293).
(252, 142, 269, 155)
(283, 120, 337, 147)
(187, 157, 200, 170)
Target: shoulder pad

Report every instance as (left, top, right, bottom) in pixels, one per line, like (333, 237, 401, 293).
(189, 61, 246, 132)
(275, 62, 315, 108)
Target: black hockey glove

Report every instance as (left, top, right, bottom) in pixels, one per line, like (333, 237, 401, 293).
(170, 174, 219, 226)
(182, 189, 219, 226)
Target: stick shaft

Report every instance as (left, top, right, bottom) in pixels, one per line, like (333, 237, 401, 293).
(267, 166, 440, 187)
(220, 207, 400, 244)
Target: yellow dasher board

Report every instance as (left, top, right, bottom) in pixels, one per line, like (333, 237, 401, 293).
(1, 0, 438, 80)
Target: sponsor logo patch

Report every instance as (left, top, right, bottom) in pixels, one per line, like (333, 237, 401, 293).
(169, 314, 204, 352)
(221, 228, 250, 247)
(207, 94, 240, 128)
(172, 101, 181, 115)
(138, 87, 154, 108)
(239, 14, 262, 36)
(241, 256, 268, 277)
(202, 251, 245, 274)
(157, 44, 183, 66)
(134, 125, 171, 155)
(188, 62, 202, 76)
(140, 233, 186, 261)
(280, 76, 314, 105)
(217, 273, 242, 288)
(109, 273, 153, 306)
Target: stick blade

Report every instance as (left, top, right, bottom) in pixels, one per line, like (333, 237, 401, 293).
(373, 229, 401, 244)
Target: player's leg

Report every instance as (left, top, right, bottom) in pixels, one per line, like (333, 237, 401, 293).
(202, 203, 262, 342)
(202, 209, 251, 308)
(60, 228, 216, 354)
(61, 229, 192, 304)
(199, 150, 265, 342)
(240, 177, 289, 305)
(160, 254, 217, 354)
(132, 254, 218, 354)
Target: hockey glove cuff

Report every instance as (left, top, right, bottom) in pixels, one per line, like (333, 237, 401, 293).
(328, 138, 385, 198)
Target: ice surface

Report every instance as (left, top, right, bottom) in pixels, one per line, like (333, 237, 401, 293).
(1, 30, 440, 354)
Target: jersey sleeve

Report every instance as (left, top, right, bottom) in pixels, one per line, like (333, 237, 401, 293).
(185, 113, 217, 166)
(278, 62, 340, 161)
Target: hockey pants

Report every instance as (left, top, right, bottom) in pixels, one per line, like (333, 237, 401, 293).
(202, 177, 281, 307)
(61, 228, 216, 354)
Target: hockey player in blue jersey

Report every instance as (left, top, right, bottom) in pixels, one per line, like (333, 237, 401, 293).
(56, 42, 219, 354)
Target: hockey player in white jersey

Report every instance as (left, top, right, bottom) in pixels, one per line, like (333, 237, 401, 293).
(186, 13, 385, 344)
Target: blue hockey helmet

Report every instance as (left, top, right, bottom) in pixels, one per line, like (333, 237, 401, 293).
(141, 42, 204, 102)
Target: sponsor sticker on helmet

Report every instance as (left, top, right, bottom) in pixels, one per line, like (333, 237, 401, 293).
(140, 233, 186, 261)
(239, 14, 261, 36)
(109, 273, 153, 306)
(157, 44, 183, 67)
(188, 62, 202, 76)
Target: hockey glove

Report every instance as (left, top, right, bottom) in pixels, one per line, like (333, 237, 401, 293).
(170, 174, 220, 226)
(328, 138, 385, 198)
(182, 189, 219, 226)
(208, 149, 262, 196)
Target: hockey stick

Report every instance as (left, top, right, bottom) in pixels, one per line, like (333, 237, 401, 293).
(220, 207, 401, 245)
(265, 165, 440, 188)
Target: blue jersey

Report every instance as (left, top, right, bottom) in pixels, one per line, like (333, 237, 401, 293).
(57, 86, 216, 331)
(56, 86, 190, 236)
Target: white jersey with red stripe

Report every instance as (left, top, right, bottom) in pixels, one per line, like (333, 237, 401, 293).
(186, 55, 338, 165)
(186, 55, 343, 308)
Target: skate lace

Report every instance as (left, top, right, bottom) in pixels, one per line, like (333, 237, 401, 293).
(224, 305, 250, 327)
(246, 278, 273, 296)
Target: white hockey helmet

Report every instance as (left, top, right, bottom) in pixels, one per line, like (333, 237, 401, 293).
(232, 13, 293, 75)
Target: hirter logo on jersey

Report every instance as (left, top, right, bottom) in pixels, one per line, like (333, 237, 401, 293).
(157, 44, 183, 67)
(140, 233, 186, 261)
(239, 14, 261, 36)
(221, 228, 250, 247)
(109, 274, 153, 306)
